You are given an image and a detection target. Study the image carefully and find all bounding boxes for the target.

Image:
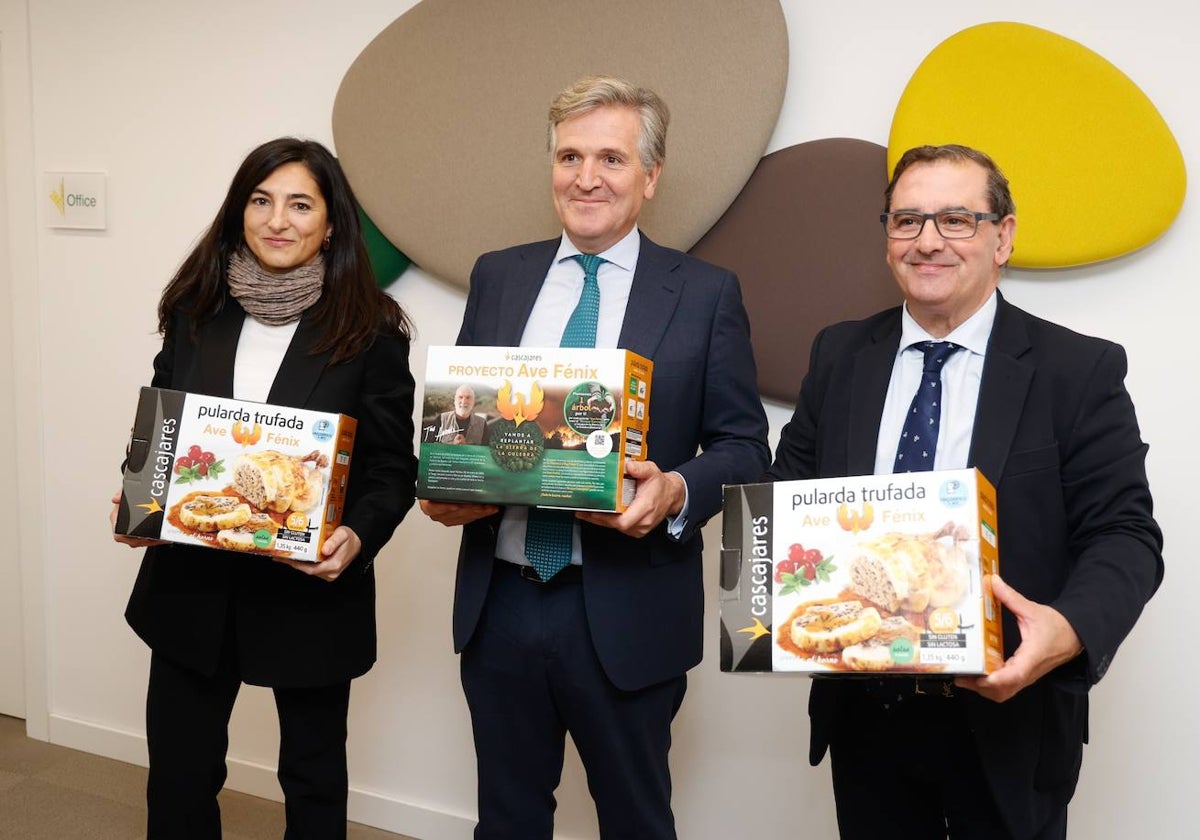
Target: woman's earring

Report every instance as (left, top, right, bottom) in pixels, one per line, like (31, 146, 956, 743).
(322, 235, 331, 251)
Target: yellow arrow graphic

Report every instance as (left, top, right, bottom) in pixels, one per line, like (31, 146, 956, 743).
(737, 618, 770, 642)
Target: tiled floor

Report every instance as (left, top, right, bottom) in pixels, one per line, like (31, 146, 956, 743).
(0, 715, 417, 840)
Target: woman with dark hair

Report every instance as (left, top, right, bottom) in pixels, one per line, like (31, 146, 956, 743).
(111, 137, 416, 839)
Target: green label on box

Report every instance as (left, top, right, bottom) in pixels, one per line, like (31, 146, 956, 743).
(564, 382, 615, 435)
(418, 445, 619, 509)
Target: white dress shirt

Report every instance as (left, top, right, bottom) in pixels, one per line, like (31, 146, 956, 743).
(516, 230, 638, 349)
(873, 292, 997, 474)
(497, 227, 681, 566)
(232, 317, 299, 402)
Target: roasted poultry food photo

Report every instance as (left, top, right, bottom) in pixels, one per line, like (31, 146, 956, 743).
(167, 449, 330, 554)
(778, 522, 973, 671)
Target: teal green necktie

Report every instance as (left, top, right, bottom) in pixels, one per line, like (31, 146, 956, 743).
(524, 253, 606, 580)
(558, 253, 604, 347)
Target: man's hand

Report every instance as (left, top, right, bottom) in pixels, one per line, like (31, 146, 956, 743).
(109, 490, 167, 549)
(955, 575, 1083, 703)
(274, 525, 361, 582)
(576, 460, 685, 538)
(420, 499, 499, 527)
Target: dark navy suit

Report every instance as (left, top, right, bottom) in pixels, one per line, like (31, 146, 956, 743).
(452, 233, 770, 838)
(767, 293, 1163, 839)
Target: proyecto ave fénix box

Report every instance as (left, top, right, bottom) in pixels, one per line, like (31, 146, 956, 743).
(417, 346, 652, 512)
(115, 387, 356, 563)
(719, 469, 1003, 675)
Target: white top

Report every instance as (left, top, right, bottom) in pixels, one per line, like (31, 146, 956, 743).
(232, 316, 300, 402)
(873, 291, 997, 474)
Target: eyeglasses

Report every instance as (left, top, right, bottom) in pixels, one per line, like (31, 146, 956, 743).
(880, 211, 1000, 240)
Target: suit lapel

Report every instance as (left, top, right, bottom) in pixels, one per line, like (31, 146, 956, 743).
(617, 234, 683, 357)
(847, 315, 901, 475)
(195, 293, 331, 408)
(499, 234, 680, 352)
(969, 294, 1034, 484)
(267, 307, 332, 407)
(196, 297, 246, 398)
(496, 240, 557, 345)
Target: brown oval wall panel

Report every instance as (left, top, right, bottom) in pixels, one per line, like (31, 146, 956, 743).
(690, 139, 901, 404)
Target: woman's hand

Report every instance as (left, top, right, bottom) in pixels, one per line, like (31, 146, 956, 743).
(274, 525, 361, 582)
(109, 490, 168, 548)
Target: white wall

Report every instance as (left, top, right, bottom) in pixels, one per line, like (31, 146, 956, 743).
(5, 1, 1195, 838)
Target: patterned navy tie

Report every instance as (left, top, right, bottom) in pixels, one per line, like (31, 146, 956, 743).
(524, 253, 606, 580)
(893, 341, 960, 473)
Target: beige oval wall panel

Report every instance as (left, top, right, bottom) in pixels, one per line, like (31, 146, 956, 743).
(890, 22, 1186, 268)
(333, 0, 789, 289)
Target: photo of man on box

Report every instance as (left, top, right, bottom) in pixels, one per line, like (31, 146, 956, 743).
(424, 383, 489, 445)
(765, 144, 1163, 839)
(420, 76, 770, 839)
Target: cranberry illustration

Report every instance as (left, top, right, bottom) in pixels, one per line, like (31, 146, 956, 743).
(774, 558, 800, 583)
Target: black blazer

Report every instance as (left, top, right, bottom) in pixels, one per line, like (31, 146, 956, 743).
(125, 297, 417, 687)
(767, 293, 1163, 838)
(451, 234, 771, 691)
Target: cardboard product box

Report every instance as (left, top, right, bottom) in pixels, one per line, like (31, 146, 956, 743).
(417, 346, 652, 511)
(115, 387, 356, 563)
(720, 469, 1003, 675)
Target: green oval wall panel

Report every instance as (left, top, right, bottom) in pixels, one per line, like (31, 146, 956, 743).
(890, 22, 1186, 268)
(358, 205, 411, 288)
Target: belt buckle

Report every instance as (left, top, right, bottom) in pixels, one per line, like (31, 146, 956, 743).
(518, 565, 548, 584)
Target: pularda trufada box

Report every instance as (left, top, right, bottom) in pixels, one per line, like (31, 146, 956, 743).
(115, 387, 356, 562)
(417, 346, 652, 512)
(720, 469, 1003, 675)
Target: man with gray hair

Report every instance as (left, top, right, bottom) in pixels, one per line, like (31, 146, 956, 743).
(422, 75, 769, 838)
(428, 384, 487, 444)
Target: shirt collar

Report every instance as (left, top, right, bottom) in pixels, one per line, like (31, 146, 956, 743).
(899, 290, 997, 357)
(554, 226, 641, 273)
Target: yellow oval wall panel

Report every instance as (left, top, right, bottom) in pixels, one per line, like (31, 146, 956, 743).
(889, 22, 1186, 268)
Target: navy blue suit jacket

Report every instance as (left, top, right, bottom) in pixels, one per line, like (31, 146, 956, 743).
(451, 233, 771, 691)
(767, 293, 1163, 837)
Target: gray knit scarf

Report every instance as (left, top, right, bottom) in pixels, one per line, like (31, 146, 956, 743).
(227, 246, 324, 325)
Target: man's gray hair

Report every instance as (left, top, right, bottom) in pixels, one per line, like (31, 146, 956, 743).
(547, 75, 669, 171)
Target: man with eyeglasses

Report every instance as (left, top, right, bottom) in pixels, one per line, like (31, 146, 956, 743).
(767, 144, 1162, 839)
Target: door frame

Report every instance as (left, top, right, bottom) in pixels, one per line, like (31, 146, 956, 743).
(1, 0, 50, 738)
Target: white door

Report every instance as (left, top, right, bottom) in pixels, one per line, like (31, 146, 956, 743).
(0, 39, 26, 718)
